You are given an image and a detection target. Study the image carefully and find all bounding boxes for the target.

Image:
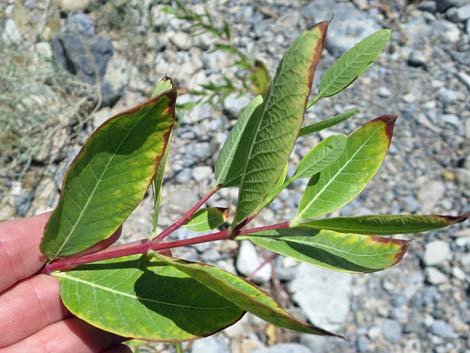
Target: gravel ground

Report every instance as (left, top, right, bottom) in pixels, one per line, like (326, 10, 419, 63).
(1, 1, 469, 353)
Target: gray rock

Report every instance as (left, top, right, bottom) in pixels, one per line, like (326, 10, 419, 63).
(190, 142, 213, 161)
(289, 264, 352, 331)
(14, 191, 33, 216)
(380, 319, 402, 343)
(299, 335, 327, 353)
(438, 87, 458, 104)
(431, 19, 461, 43)
(441, 114, 460, 126)
(103, 54, 128, 106)
(191, 337, 230, 353)
(66, 13, 95, 37)
(426, 267, 449, 284)
(435, 0, 462, 12)
(356, 335, 369, 352)
(192, 166, 213, 182)
(223, 93, 251, 118)
(378, 86, 391, 98)
(175, 168, 192, 184)
(408, 51, 427, 68)
(252, 343, 312, 353)
(457, 4, 470, 21)
(418, 1, 437, 12)
(51, 14, 119, 106)
(424, 240, 451, 266)
(236, 241, 272, 284)
(431, 320, 456, 338)
(446, 7, 461, 22)
(186, 104, 214, 124)
(302, 2, 381, 56)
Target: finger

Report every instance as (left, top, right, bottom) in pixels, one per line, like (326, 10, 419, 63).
(0, 274, 70, 347)
(0, 317, 124, 353)
(0, 213, 50, 293)
(100, 344, 132, 353)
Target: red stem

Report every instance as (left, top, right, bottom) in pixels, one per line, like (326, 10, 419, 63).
(236, 221, 290, 236)
(152, 185, 221, 243)
(42, 220, 292, 274)
(43, 229, 232, 274)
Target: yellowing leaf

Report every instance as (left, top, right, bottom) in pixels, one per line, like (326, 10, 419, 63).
(40, 91, 176, 259)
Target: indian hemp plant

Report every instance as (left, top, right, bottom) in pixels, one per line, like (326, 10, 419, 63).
(39, 21, 469, 342)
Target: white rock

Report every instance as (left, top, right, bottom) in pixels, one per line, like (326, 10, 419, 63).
(236, 241, 272, 284)
(252, 343, 313, 353)
(191, 337, 229, 353)
(424, 240, 451, 266)
(60, 0, 89, 11)
(451, 266, 466, 280)
(426, 267, 448, 285)
(171, 32, 192, 51)
(223, 93, 251, 118)
(289, 264, 352, 331)
(2, 19, 21, 44)
(105, 53, 129, 99)
(192, 166, 213, 182)
(418, 179, 445, 213)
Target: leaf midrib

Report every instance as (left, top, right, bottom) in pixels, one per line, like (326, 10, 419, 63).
(235, 47, 291, 222)
(295, 125, 382, 221)
(53, 108, 155, 258)
(58, 272, 236, 310)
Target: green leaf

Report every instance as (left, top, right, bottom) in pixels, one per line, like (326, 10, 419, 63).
(293, 115, 396, 222)
(40, 92, 176, 260)
(250, 59, 270, 96)
(55, 255, 245, 341)
(151, 77, 174, 98)
(151, 131, 172, 233)
(294, 134, 347, 180)
(182, 207, 228, 232)
(215, 95, 263, 187)
(307, 29, 391, 108)
(298, 108, 360, 137)
(150, 78, 175, 232)
(156, 254, 338, 337)
(240, 228, 408, 273)
(260, 163, 289, 209)
(234, 22, 329, 225)
(298, 213, 470, 235)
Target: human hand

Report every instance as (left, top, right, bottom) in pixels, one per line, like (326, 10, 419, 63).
(0, 213, 131, 353)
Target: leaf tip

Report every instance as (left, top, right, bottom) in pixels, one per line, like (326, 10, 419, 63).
(370, 235, 409, 267)
(437, 212, 470, 227)
(372, 114, 397, 140)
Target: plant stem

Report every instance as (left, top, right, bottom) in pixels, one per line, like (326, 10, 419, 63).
(41, 220, 292, 274)
(43, 229, 232, 274)
(306, 95, 321, 109)
(152, 185, 221, 242)
(246, 253, 277, 281)
(236, 221, 290, 236)
(175, 342, 184, 353)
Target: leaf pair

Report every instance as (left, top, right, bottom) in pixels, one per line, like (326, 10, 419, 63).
(56, 253, 338, 342)
(240, 213, 468, 273)
(215, 22, 329, 226)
